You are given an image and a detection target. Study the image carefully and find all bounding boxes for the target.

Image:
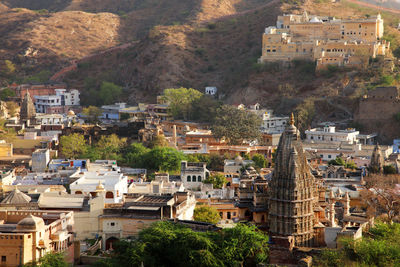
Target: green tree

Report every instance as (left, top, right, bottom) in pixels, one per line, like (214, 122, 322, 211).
(0, 88, 15, 100)
(99, 81, 123, 105)
(148, 135, 169, 148)
(96, 221, 269, 267)
(24, 252, 68, 267)
(345, 160, 357, 169)
(187, 153, 210, 163)
(162, 87, 203, 120)
(123, 143, 150, 167)
(328, 157, 346, 166)
(6, 101, 18, 117)
(212, 105, 261, 145)
(190, 95, 221, 122)
(203, 173, 227, 189)
(208, 153, 225, 171)
(144, 147, 186, 172)
(2, 60, 15, 77)
(380, 75, 394, 86)
(82, 106, 102, 123)
(193, 206, 221, 224)
(383, 165, 397, 175)
(59, 133, 88, 159)
(95, 134, 126, 159)
(23, 70, 52, 83)
(295, 99, 315, 133)
(315, 222, 400, 267)
(252, 154, 266, 169)
(212, 224, 269, 266)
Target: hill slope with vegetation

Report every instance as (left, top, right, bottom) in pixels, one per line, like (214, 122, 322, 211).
(2, 0, 400, 141)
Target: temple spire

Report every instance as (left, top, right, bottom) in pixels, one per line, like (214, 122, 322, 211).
(290, 113, 295, 126)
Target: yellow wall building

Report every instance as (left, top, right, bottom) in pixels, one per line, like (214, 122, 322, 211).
(259, 12, 390, 69)
(0, 210, 74, 267)
(0, 141, 12, 157)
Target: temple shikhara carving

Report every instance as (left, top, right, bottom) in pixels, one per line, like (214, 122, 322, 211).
(267, 114, 326, 263)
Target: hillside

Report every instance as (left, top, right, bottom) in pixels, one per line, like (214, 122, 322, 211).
(1, 0, 400, 141)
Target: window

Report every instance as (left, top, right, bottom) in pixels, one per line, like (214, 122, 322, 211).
(111, 222, 115, 226)
(328, 155, 332, 159)
(187, 176, 191, 182)
(1, 256, 5, 262)
(192, 175, 196, 182)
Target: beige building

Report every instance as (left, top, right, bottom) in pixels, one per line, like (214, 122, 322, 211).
(259, 12, 390, 69)
(0, 210, 74, 267)
(99, 192, 196, 249)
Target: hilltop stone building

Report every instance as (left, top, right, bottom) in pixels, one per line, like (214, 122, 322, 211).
(259, 12, 390, 70)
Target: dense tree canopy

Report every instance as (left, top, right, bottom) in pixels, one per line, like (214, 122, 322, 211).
(252, 154, 267, 169)
(82, 106, 102, 123)
(59, 133, 88, 159)
(162, 87, 203, 120)
(212, 105, 261, 145)
(0, 88, 15, 100)
(187, 153, 225, 171)
(315, 222, 400, 267)
(99, 81, 123, 105)
(203, 173, 227, 189)
(122, 143, 186, 172)
(24, 252, 68, 267)
(95, 221, 269, 267)
(123, 143, 151, 167)
(193, 206, 221, 224)
(144, 146, 186, 172)
(94, 134, 127, 160)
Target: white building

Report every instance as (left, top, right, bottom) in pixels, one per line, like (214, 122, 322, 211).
(205, 87, 217, 96)
(70, 170, 128, 203)
(224, 156, 254, 174)
(32, 149, 50, 172)
(101, 102, 127, 120)
(180, 161, 210, 190)
(305, 125, 359, 144)
(34, 89, 80, 113)
(260, 111, 289, 134)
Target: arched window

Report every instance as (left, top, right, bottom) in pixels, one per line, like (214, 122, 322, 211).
(192, 175, 196, 182)
(106, 191, 114, 199)
(198, 176, 202, 182)
(75, 191, 82, 195)
(187, 176, 191, 182)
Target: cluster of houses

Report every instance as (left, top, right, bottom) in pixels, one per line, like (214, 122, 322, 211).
(0, 81, 398, 265)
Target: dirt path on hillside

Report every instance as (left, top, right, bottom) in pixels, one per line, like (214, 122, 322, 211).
(346, 0, 400, 14)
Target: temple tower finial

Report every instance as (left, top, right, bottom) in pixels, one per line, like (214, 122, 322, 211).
(290, 113, 295, 126)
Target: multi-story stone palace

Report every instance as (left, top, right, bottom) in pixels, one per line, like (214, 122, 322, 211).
(259, 12, 390, 69)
